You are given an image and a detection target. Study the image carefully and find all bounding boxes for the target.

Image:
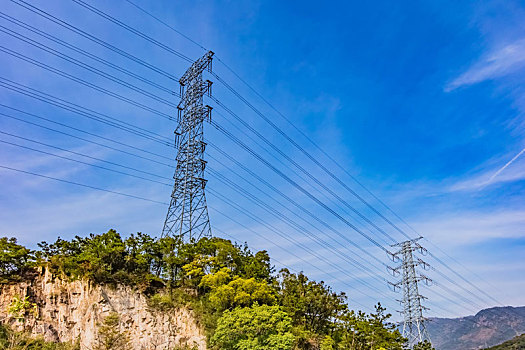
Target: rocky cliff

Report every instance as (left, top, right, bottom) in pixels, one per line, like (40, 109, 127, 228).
(0, 268, 206, 350)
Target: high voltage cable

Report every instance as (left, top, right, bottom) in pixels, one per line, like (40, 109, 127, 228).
(0, 105, 402, 300)
(0, 103, 489, 316)
(208, 125, 499, 310)
(9, 0, 179, 81)
(123, 0, 208, 52)
(209, 185, 487, 319)
(0, 77, 173, 145)
(1, 110, 492, 322)
(86, 0, 507, 319)
(212, 74, 504, 307)
(0, 130, 168, 180)
(0, 128, 393, 305)
(0, 20, 398, 272)
(0, 164, 168, 205)
(207, 188, 392, 299)
(214, 70, 504, 306)
(207, 150, 492, 314)
(0, 137, 490, 320)
(0, 138, 171, 187)
(210, 120, 390, 255)
(4, 117, 485, 314)
(210, 110, 393, 249)
(0, 11, 175, 94)
(207, 167, 388, 279)
(210, 110, 335, 207)
(6, 0, 502, 312)
(207, 142, 387, 269)
(211, 101, 398, 246)
(70, 0, 192, 63)
(1, 50, 392, 288)
(0, 105, 173, 164)
(3, 113, 394, 295)
(0, 138, 493, 323)
(0, 45, 174, 119)
(0, 24, 180, 104)
(1, 116, 393, 302)
(211, 223, 372, 312)
(0, 80, 170, 144)
(70, 0, 502, 308)
(1, 58, 492, 314)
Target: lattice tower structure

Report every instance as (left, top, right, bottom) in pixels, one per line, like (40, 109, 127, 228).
(162, 51, 214, 241)
(389, 237, 432, 348)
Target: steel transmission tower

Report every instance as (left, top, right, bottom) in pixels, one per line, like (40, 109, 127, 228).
(162, 51, 214, 241)
(388, 237, 432, 348)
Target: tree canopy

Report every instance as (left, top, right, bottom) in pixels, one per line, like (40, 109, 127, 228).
(0, 230, 418, 349)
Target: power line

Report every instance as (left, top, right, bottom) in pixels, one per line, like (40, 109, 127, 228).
(0, 10, 175, 94)
(70, 0, 192, 62)
(0, 24, 180, 105)
(0, 105, 173, 164)
(211, 120, 391, 255)
(60, 0, 501, 308)
(0, 45, 174, 119)
(122, 0, 208, 52)
(9, 0, 179, 81)
(0, 104, 490, 318)
(208, 167, 388, 279)
(0, 77, 173, 145)
(0, 137, 171, 187)
(207, 189, 392, 300)
(211, 100, 398, 246)
(211, 220, 373, 312)
(0, 164, 168, 205)
(5, 0, 503, 313)
(62, 0, 510, 325)
(0, 130, 168, 181)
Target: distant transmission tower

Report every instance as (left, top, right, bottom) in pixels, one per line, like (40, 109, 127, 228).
(388, 237, 432, 348)
(162, 51, 214, 241)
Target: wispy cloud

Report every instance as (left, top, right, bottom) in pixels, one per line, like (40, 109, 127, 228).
(448, 148, 525, 192)
(411, 209, 525, 246)
(446, 38, 525, 91)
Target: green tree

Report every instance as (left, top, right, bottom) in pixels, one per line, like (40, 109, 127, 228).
(336, 304, 405, 350)
(413, 340, 435, 350)
(0, 237, 32, 281)
(279, 269, 347, 335)
(210, 304, 295, 350)
(93, 313, 131, 350)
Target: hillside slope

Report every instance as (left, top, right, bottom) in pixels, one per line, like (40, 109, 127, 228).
(485, 333, 525, 349)
(427, 306, 525, 350)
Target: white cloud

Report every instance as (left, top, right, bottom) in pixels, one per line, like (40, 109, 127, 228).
(446, 38, 525, 91)
(410, 209, 525, 246)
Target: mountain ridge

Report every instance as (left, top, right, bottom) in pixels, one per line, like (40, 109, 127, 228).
(427, 306, 525, 350)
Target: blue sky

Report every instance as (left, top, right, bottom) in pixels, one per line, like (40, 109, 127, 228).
(0, 0, 524, 319)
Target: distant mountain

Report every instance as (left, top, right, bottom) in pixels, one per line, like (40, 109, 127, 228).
(427, 306, 525, 350)
(485, 333, 525, 349)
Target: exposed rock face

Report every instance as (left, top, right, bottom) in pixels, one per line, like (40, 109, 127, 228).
(0, 269, 206, 349)
(427, 306, 525, 350)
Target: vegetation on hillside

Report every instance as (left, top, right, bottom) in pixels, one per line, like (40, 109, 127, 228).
(0, 230, 434, 349)
(0, 324, 79, 350)
(485, 333, 525, 350)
